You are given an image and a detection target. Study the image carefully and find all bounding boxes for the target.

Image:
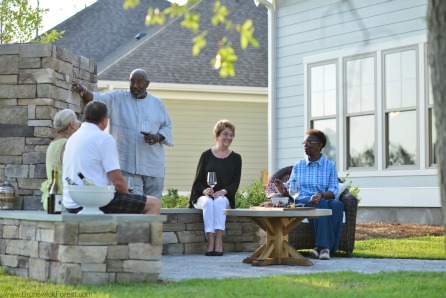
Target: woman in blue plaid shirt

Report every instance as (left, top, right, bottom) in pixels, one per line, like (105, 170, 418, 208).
(274, 129, 343, 260)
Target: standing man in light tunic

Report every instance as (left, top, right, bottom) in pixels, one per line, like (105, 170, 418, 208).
(71, 69, 173, 199)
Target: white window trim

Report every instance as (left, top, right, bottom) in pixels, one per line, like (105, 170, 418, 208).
(303, 35, 436, 178)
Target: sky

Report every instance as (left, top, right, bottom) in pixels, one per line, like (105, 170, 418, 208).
(33, 0, 186, 32)
(32, 0, 98, 32)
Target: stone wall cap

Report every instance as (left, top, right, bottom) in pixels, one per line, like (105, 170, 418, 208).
(161, 208, 202, 214)
(0, 211, 166, 222)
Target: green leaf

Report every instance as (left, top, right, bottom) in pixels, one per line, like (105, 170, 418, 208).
(123, 0, 140, 9)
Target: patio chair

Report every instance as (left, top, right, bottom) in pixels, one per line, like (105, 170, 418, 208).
(266, 166, 359, 257)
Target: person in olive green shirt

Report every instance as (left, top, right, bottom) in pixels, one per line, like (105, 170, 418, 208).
(40, 109, 81, 211)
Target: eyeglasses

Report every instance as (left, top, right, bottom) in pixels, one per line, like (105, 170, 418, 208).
(129, 80, 147, 88)
(302, 141, 320, 146)
(221, 132, 234, 138)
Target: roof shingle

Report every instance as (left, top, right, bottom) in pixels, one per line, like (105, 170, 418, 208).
(51, 0, 268, 87)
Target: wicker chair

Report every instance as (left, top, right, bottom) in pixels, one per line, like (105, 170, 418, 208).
(266, 166, 359, 257)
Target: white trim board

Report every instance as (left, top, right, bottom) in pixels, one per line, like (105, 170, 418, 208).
(359, 187, 441, 207)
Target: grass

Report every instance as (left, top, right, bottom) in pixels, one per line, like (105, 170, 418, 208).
(353, 236, 446, 259)
(0, 236, 445, 297)
(1, 271, 445, 298)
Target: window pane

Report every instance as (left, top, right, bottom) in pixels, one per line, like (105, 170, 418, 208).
(324, 90, 337, 116)
(324, 64, 337, 89)
(311, 66, 323, 92)
(402, 78, 416, 107)
(362, 57, 375, 85)
(312, 118, 337, 164)
(428, 66, 434, 106)
(401, 50, 416, 80)
(346, 60, 360, 87)
(385, 81, 401, 109)
(347, 86, 361, 113)
(361, 84, 375, 111)
(385, 52, 401, 82)
(387, 110, 417, 166)
(348, 115, 375, 168)
(430, 108, 437, 165)
(311, 91, 324, 117)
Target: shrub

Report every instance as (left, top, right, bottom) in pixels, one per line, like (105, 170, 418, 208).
(339, 172, 361, 201)
(161, 178, 268, 209)
(235, 178, 268, 208)
(161, 189, 190, 208)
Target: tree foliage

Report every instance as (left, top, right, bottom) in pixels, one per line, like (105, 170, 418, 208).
(123, 0, 259, 77)
(0, 0, 63, 44)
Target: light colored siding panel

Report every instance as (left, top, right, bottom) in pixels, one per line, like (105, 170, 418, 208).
(277, 73, 303, 89)
(277, 0, 424, 35)
(163, 99, 267, 193)
(277, 19, 427, 58)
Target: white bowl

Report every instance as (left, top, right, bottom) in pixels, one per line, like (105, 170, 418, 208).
(67, 185, 115, 214)
(271, 196, 288, 206)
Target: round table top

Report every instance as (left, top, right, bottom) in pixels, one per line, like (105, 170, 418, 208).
(224, 207, 332, 217)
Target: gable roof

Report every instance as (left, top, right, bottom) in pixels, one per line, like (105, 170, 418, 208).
(51, 0, 268, 87)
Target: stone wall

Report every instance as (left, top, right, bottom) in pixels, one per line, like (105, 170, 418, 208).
(0, 43, 96, 210)
(161, 209, 262, 254)
(0, 211, 166, 284)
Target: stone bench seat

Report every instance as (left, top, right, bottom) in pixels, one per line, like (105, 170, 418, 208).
(0, 211, 166, 285)
(161, 208, 262, 255)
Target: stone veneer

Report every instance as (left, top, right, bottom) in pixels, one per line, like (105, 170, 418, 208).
(0, 43, 96, 211)
(0, 211, 166, 285)
(161, 208, 262, 254)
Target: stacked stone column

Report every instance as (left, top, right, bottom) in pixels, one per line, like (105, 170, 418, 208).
(0, 44, 96, 210)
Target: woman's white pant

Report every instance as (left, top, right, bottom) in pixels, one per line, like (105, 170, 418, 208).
(194, 195, 230, 233)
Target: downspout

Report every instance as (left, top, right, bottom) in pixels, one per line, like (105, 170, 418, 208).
(254, 0, 276, 175)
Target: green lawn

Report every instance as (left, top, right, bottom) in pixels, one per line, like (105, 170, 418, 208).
(0, 236, 445, 298)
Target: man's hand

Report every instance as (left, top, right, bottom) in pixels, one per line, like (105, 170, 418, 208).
(143, 133, 160, 145)
(273, 179, 288, 196)
(70, 80, 93, 102)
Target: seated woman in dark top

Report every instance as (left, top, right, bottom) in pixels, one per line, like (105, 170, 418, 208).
(189, 119, 242, 256)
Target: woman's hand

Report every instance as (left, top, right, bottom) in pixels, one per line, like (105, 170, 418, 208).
(213, 189, 227, 199)
(309, 192, 323, 205)
(203, 188, 214, 197)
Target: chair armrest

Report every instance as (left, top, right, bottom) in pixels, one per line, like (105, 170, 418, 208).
(339, 190, 358, 210)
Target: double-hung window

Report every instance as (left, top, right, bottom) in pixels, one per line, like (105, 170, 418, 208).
(345, 55, 376, 169)
(383, 47, 418, 167)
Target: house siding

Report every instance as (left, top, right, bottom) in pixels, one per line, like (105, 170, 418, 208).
(163, 98, 268, 193)
(273, 0, 439, 209)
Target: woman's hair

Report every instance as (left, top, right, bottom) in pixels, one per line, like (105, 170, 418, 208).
(213, 119, 235, 140)
(84, 101, 108, 124)
(53, 109, 77, 133)
(306, 129, 327, 148)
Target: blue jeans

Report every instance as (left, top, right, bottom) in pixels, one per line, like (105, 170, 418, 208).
(297, 197, 344, 253)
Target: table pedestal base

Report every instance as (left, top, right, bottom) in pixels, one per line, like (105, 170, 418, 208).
(242, 217, 313, 266)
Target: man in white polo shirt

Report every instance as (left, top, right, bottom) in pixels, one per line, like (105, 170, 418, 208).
(62, 101, 160, 214)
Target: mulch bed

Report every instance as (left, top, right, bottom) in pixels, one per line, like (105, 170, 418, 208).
(355, 222, 445, 240)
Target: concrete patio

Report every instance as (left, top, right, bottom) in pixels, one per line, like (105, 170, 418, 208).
(159, 252, 446, 282)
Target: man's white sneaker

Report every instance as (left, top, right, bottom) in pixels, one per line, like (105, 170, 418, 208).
(319, 249, 330, 260)
(309, 248, 319, 259)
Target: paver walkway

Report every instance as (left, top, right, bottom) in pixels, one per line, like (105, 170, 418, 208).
(159, 252, 446, 282)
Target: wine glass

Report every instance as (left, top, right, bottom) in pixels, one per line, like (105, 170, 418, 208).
(140, 119, 152, 146)
(207, 172, 217, 189)
(141, 119, 152, 135)
(127, 177, 134, 193)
